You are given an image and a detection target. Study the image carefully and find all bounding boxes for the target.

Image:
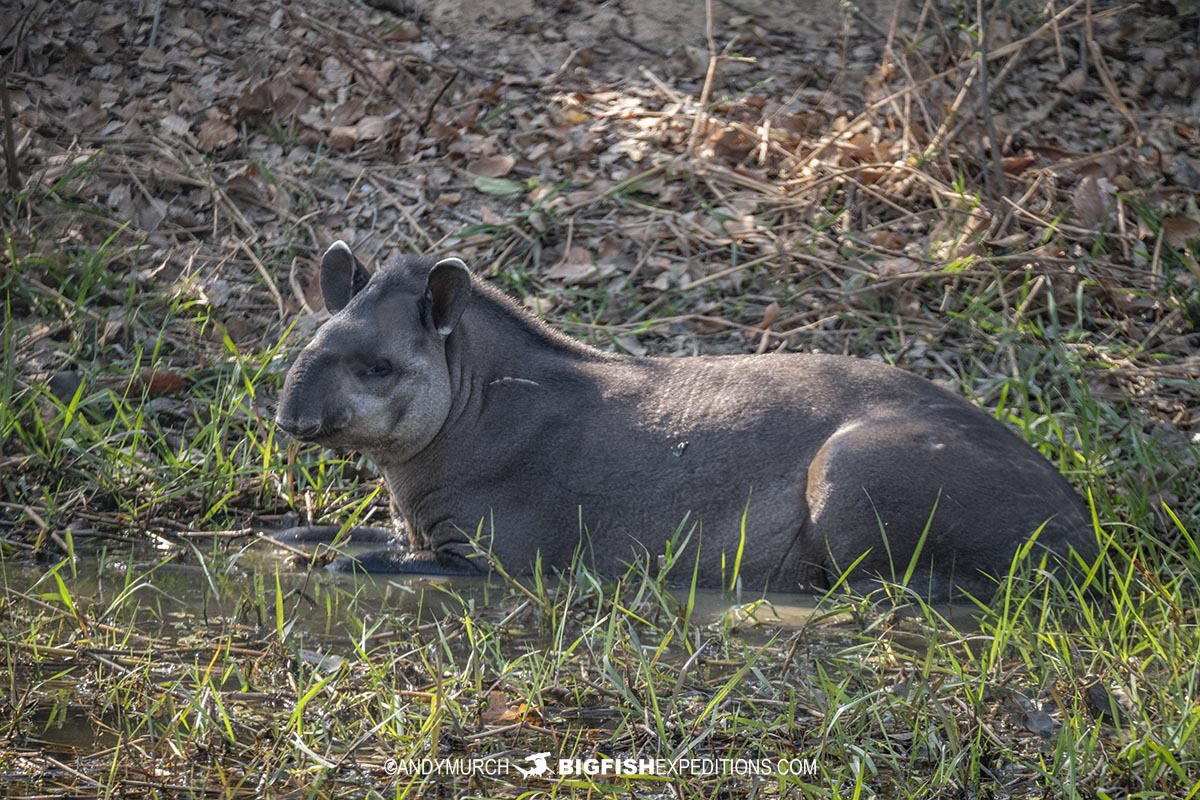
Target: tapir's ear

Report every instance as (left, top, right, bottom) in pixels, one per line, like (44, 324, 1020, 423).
(425, 257, 472, 336)
(320, 240, 371, 314)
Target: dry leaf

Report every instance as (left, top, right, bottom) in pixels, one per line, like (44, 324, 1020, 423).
(480, 690, 518, 725)
(226, 162, 269, 198)
(468, 154, 517, 178)
(1059, 68, 1087, 93)
(139, 368, 189, 396)
(1162, 216, 1200, 248)
(321, 56, 353, 88)
(236, 80, 273, 115)
(327, 98, 368, 128)
(875, 256, 921, 277)
(563, 108, 588, 125)
(712, 127, 754, 159)
(160, 113, 191, 138)
(1001, 152, 1036, 175)
(366, 59, 397, 84)
(382, 23, 423, 42)
(544, 246, 616, 285)
(523, 295, 557, 316)
(866, 231, 908, 250)
(354, 115, 389, 141)
(758, 301, 781, 330)
(138, 47, 167, 69)
(198, 116, 237, 152)
(64, 103, 107, 135)
(135, 198, 168, 231)
(613, 334, 647, 356)
(1072, 175, 1108, 230)
(330, 126, 357, 150)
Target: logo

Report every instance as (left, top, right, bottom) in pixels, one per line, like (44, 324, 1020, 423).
(514, 752, 552, 778)
(379, 753, 819, 781)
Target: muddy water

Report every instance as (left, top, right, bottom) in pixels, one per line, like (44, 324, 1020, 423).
(1, 544, 824, 757)
(2, 544, 821, 635)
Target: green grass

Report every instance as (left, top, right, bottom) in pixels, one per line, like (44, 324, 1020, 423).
(2, 502, 1198, 797)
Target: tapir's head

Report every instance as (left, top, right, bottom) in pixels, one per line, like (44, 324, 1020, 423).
(275, 241, 472, 460)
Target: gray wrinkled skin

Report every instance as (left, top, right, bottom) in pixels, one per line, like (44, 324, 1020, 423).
(275, 242, 1097, 598)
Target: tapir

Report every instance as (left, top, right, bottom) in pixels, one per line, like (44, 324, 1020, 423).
(274, 241, 1096, 598)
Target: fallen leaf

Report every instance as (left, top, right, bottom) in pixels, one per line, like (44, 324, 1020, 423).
(474, 176, 525, 197)
(139, 368, 189, 395)
(613, 334, 647, 356)
(138, 47, 167, 69)
(468, 153, 517, 178)
(866, 231, 908, 250)
(563, 108, 588, 125)
(236, 80, 273, 115)
(198, 116, 237, 152)
(135, 198, 167, 231)
(64, 103, 107, 135)
(330, 126, 357, 150)
(1004, 692, 1060, 739)
(1001, 152, 1036, 175)
(544, 246, 617, 285)
(1162, 216, 1200, 248)
(225, 162, 270, 198)
(321, 56, 353, 89)
(479, 206, 505, 225)
(712, 127, 754, 160)
(758, 301, 781, 330)
(1059, 68, 1086, 93)
(875, 256, 921, 277)
(480, 690, 518, 725)
(366, 59, 397, 84)
(329, 98, 368, 127)
(1072, 175, 1108, 230)
(382, 23, 423, 42)
(160, 113, 191, 138)
(523, 295, 557, 315)
(354, 115, 389, 141)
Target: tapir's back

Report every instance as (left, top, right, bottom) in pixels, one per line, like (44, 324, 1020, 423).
(459, 349, 1094, 594)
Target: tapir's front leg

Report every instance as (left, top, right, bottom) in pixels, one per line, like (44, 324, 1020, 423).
(329, 548, 482, 575)
(271, 525, 482, 575)
(272, 525, 397, 544)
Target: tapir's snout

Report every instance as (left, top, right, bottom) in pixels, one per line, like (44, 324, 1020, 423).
(275, 404, 354, 442)
(275, 413, 324, 440)
(275, 348, 352, 442)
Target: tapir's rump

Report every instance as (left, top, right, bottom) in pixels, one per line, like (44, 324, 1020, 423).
(275, 242, 1097, 599)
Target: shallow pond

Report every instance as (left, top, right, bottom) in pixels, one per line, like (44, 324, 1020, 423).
(1, 539, 835, 762)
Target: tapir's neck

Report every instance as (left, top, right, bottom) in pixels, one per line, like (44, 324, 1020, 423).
(380, 285, 615, 537)
(448, 284, 610, 381)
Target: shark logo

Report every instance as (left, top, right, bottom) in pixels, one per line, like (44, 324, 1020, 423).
(515, 752, 552, 778)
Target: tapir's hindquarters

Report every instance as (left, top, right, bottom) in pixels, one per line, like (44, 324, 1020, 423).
(802, 413, 1092, 594)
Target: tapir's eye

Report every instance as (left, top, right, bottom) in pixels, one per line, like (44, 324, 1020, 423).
(361, 359, 393, 379)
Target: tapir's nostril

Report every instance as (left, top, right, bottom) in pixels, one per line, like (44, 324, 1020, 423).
(276, 416, 323, 439)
